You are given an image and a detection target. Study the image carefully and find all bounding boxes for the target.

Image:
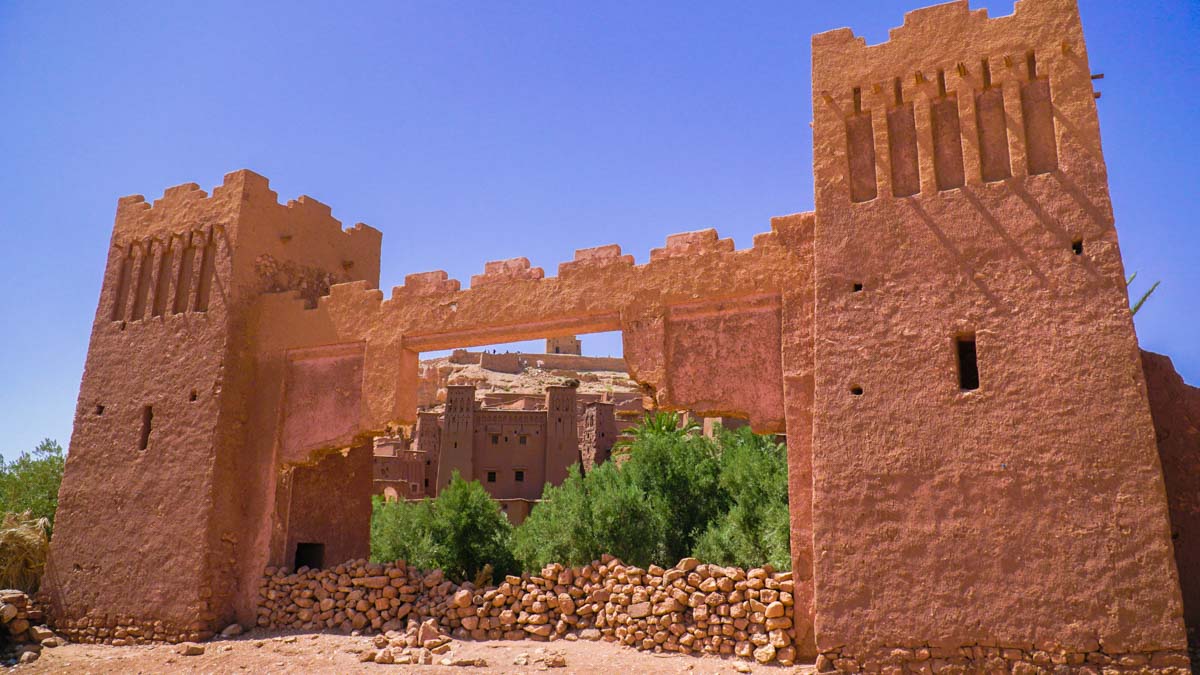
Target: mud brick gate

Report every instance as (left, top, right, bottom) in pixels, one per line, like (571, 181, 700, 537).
(43, 0, 1194, 668)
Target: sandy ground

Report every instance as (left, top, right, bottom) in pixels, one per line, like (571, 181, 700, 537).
(17, 631, 817, 674)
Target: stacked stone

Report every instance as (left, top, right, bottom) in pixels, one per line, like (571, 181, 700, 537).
(51, 613, 205, 645)
(1, 589, 60, 665)
(257, 555, 799, 665)
(816, 645, 1193, 674)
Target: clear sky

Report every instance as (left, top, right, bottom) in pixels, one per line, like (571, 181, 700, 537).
(1, 0, 1197, 460)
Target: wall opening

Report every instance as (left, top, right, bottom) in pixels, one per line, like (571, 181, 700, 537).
(1021, 50, 1058, 175)
(173, 238, 197, 314)
(957, 334, 980, 391)
(975, 59, 1012, 182)
(846, 88, 878, 203)
(130, 242, 155, 321)
(1071, 238, 1083, 256)
(294, 542, 325, 570)
(887, 78, 920, 197)
(110, 246, 132, 321)
(151, 242, 174, 317)
(139, 405, 153, 451)
(931, 70, 965, 191)
(194, 231, 216, 312)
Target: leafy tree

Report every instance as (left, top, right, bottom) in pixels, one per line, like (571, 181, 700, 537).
(513, 462, 667, 570)
(0, 439, 65, 527)
(618, 422, 725, 563)
(426, 474, 518, 582)
(692, 427, 791, 570)
(371, 472, 517, 582)
(370, 494, 436, 568)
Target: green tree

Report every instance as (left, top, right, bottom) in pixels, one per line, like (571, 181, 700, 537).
(371, 472, 518, 582)
(0, 439, 66, 526)
(512, 462, 667, 570)
(619, 419, 725, 563)
(370, 495, 436, 568)
(692, 427, 791, 570)
(426, 474, 518, 582)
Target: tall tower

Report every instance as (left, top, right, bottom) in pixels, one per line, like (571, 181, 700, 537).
(45, 170, 381, 641)
(543, 385, 579, 485)
(437, 385, 477, 488)
(807, 0, 1184, 661)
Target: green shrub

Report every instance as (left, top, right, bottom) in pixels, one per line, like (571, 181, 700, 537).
(512, 462, 667, 570)
(0, 439, 65, 528)
(691, 427, 791, 570)
(371, 472, 517, 582)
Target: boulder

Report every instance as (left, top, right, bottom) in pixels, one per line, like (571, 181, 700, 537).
(220, 623, 244, 637)
(178, 642, 205, 656)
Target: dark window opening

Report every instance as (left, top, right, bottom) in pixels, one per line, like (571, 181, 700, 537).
(486, 471, 497, 483)
(491, 434, 499, 445)
(1071, 238, 1083, 256)
(519, 435, 527, 445)
(426, 460, 431, 466)
(424, 478, 429, 488)
(957, 334, 980, 391)
(95, 404, 105, 416)
(189, 390, 198, 402)
(852, 282, 864, 293)
(515, 470, 525, 483)
(850, 386, 864, 396)
(139, 405, 153, 451)
(294, 542, 325, 570)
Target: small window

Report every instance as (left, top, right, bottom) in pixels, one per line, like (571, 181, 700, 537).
(519, 435, 527, 445)
(957, 334, 980, 391)
(94, 404, 105, 416)
(486, 471, 497, 483)
(491, 434, 499, 445)
(852, 283, 863, 293)
(424, 478, 429, 488)
(515, 470, 525, 483)
(1071, 238, 1083, 256)
(294, 542, 325, 570)
(139, 405, 153, 450)
(188, 390, 198, 402)
(849, 386, 864, 396)
(426, 460, 431, 466)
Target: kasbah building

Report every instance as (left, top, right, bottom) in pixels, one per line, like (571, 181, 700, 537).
(35, 0, 1200, 671)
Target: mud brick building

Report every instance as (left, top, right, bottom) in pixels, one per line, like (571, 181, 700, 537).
(44, 0, 1199, 669)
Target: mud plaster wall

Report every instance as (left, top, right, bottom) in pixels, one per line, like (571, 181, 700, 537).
(809, 0, 1183, 661)
(283, 444, 373, 571)
(1141, 350, 1200, 635)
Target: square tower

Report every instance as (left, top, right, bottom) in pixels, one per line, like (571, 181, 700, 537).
(807, 0, 1183, 660)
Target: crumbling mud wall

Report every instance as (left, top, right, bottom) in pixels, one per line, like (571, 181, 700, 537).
(1142, 350, 1200, 636)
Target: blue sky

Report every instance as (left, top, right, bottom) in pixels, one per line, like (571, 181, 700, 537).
(1, 0, 1197, 460)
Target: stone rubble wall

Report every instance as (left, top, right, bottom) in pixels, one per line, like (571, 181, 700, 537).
(1, 589, 61, 665)
(816, 644, 1192, 674)
(257, 555, 806, 665)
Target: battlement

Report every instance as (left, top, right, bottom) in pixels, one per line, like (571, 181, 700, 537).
(811, 0, 1100, 206)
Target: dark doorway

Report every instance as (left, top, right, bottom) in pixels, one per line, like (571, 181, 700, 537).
(294, 542, 325, 570)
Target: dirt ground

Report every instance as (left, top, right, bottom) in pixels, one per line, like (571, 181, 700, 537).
(16, 631, 817, 674)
